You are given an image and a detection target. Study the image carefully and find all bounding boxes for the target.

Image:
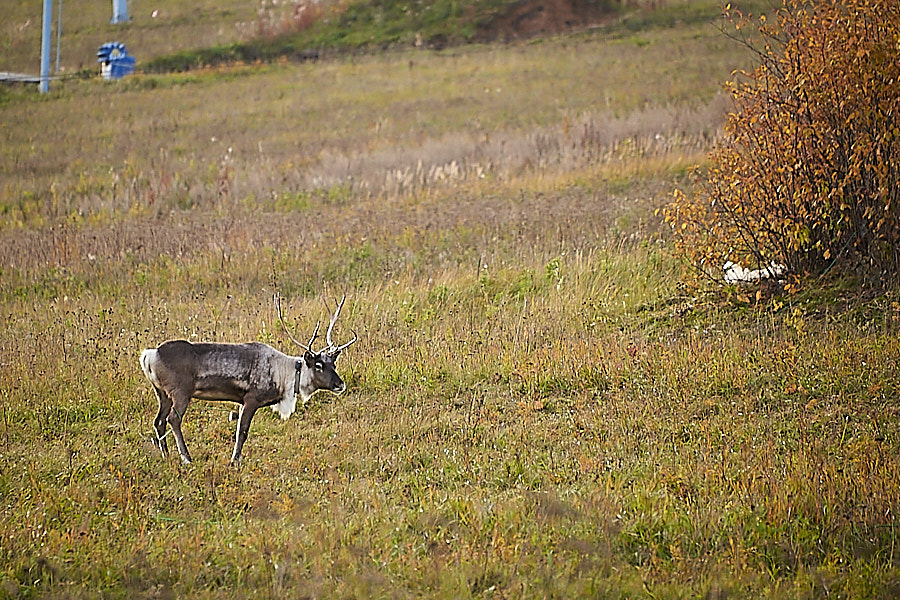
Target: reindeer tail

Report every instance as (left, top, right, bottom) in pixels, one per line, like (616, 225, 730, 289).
(140, 348, 162, 388)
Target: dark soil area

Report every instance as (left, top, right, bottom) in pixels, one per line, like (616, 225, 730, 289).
(476, 0, 615, 42)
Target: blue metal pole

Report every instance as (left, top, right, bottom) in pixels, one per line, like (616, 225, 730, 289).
(56, 0, 62, 73)
(111, 0, 128, 24)
(40, 0, 52, 93)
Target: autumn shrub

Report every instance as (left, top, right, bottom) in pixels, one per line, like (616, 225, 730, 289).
(665, 0, 900, 287)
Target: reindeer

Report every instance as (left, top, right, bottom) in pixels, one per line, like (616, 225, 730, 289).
(140, 295, 355, 466)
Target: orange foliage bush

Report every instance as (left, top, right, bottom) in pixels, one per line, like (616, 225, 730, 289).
(665, 0, 900, 286)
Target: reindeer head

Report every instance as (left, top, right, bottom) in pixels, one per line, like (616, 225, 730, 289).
(277, 293, 356, 397)
(302, 349, 346, 394)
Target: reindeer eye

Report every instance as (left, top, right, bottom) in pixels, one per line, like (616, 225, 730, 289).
(315, 362, 324, 371)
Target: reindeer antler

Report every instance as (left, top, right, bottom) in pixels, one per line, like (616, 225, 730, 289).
(306, 321, 321, 351)
(323, 294, 357, 354)
(274, 292, 315, 352)
(276, 292, 354, 355)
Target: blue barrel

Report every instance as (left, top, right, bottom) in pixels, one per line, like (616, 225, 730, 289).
(97, 42, 135, 80)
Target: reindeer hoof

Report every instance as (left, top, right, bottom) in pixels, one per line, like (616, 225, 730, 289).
(150, 437, 168, 457)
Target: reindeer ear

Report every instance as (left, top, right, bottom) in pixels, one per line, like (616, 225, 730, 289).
(331, 349, 341, 361)
(304, 351, 316, 365)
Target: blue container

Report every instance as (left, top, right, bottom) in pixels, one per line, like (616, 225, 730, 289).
(97, 42, 135, 80)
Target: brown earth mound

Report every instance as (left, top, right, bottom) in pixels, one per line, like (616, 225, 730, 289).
(476, 0, 613, 42)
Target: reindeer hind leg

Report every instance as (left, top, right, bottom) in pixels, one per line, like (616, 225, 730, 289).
(152, 386, 172, 457)
(166, 392, 193, 465)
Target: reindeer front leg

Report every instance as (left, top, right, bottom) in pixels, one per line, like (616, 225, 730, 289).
(231, 396, 261, 466)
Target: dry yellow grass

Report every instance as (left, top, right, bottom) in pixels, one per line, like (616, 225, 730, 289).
(1, 3, 899, 598)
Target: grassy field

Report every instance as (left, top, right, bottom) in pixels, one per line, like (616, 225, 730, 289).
(2, 0, 899, 598)
(1, 0, 259, 75)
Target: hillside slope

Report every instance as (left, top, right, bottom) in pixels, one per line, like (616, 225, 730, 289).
(1, 0, 728, 75)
